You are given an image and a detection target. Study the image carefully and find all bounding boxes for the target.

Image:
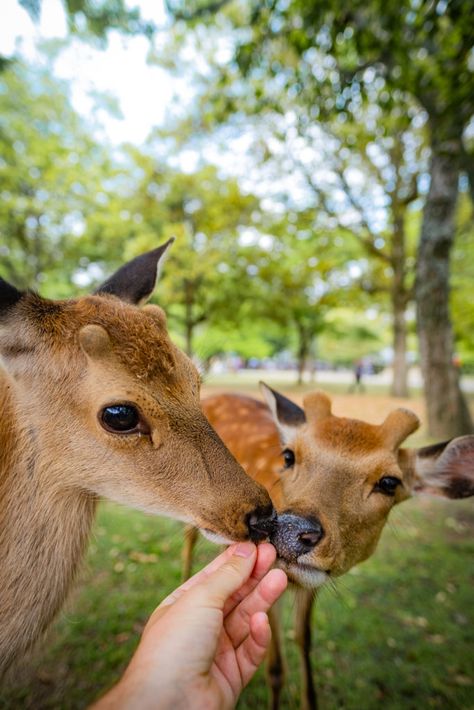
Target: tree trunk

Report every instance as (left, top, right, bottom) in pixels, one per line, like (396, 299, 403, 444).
(415, 127, 473, 437)
(390, 220, 409, 398)
(184, 278, 194, 357)
(296, 325, 310, 386)
(309, 337, 318, 383)
(391, 296, 408, 398)
(185, 321, 194, 358)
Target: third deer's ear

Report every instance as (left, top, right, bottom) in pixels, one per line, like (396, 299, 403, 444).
(94, 239, 174, 306)
(0, 277, 23, 315)
(260, 382, 306, 444)
(400, 436, 474, 499)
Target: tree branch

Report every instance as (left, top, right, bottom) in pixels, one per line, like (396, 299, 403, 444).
(332, 166, 393, 264)
(165, 0, 232, 21)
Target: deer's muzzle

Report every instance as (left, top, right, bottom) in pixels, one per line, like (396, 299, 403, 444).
(269, 512, 324, 562)
(246, 504, 278, 542)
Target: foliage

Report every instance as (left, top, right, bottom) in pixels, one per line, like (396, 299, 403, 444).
(157, 2, 431, 393)
(0, 61, 110, 293)
(17, 0, 154, 40)
(82, 156, 264, 354)
(172, 0, 473, 133)
(164, 0, 474, 424)
(318, 308, 389, 366)
(1, 35, 472, 376)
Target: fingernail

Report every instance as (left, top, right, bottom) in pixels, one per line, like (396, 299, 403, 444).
(234, 542, 255, 558)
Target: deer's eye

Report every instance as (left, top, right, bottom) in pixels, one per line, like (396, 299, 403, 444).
(282, 449, 295, 469)
(100, 405, 147, 434)
(374, 476, 401, 497)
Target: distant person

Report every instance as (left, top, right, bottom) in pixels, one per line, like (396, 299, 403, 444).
(349, 360, 365, 393)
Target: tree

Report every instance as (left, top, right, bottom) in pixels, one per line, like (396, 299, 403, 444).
(259, 105, 424, 396)
(0, 61, 110, 294)
(0, 1, 155, 74)
(166, 0, 473, 435)
(156, 18, 424, 396)
(237, 215, 353, 383)
(84, 155, 262, 356)
(14, 0, 153, 41)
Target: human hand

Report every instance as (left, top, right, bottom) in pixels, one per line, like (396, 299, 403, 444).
(92, 542, 287, 710)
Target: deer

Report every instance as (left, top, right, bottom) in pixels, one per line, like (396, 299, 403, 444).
(0, 242, 303, 681)
(182, 384, 474, 709)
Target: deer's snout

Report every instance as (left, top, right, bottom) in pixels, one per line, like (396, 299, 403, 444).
(270, 512, 324, 562)
(247, 504, 278, 542)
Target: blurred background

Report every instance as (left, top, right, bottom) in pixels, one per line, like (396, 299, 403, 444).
(1, 1, 473, 708)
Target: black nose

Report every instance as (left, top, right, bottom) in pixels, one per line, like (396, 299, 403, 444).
(247, 504, 278, 543)
(269, 512, 324, 561)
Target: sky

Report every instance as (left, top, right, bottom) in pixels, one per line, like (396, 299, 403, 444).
(0, 0, 182, 144)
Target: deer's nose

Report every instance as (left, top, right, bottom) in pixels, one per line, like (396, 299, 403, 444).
(297, 525, 323, 553)
(247, 504, 278, 542)
(270, 512, 324, 561)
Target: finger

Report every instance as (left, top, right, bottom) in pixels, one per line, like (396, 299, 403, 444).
(183, 542, 258, 611)
(225, 568, 287, 647)
(236, 612, 272, 687)
(151, 543, 240, 619)
(223, 543, 276, 617)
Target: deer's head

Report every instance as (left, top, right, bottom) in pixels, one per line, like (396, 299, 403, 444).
(261, 384, 474, 588)
(0, 245, 274, 542)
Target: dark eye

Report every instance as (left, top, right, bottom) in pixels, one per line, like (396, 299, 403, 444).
(374, 476, 402, 497)
(101, 405, 144, 434)
(282, 449, 295, 469)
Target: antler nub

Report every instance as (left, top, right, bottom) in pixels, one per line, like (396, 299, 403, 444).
(303, 391, 332, 424)
(380, 408, 420, 450)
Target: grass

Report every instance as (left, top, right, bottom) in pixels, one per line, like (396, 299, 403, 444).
(1, 388, 473, 709)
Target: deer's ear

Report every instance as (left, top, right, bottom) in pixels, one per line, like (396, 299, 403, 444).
(260, 381, 306, 444)
(400, 436, 474, 499)
(94, 239, 174, 305)
(0, 277, 23, 314)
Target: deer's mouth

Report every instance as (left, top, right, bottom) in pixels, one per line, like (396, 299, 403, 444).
(275, 559, 329, 589)
(200, 528, 235, 545)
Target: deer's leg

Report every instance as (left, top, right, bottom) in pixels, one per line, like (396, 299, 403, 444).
(266, 602, 285, 710)
(295, 588, 318, 710)
(181, 524, 198, 581)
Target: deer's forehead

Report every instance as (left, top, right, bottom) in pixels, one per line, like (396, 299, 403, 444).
(310, 417, 385, 453)
(17, 294, 186, 384)
(295, 423, 400, 482)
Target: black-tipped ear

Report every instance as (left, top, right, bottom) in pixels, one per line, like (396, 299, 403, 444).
(94, 239, 174, 305)
(260, 381, 306, 444)
(405, 435, 474, 499)
(0, 277, 23, 313)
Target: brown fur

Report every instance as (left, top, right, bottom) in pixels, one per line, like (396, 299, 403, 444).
(182, 389, 473, 710)
(0, 293, 272, 678)
(200, 392, 420, 580)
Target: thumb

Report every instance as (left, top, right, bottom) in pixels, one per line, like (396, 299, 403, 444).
(184, 542, 258, 611)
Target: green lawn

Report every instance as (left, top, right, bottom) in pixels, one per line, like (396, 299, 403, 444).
(1, 497, 473, 709)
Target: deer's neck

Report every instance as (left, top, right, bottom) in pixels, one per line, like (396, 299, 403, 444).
(0, 372, 97, 677)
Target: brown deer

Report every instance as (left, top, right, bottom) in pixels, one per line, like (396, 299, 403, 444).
(0, 243, 286, 680)
(182, 384, 474, 709)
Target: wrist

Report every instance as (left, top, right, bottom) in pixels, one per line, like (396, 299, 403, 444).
(92, 673, 189, 710)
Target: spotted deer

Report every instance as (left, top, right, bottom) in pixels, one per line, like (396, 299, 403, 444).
(182, 384, 474, 709)
(0, 244, 287, 679)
